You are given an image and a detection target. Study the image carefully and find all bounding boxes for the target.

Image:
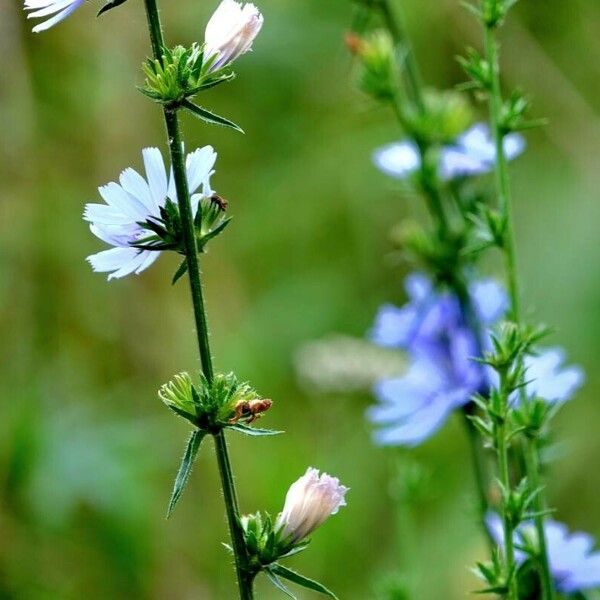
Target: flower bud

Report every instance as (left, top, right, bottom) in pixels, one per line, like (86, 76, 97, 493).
(204, 0, 264, 72)
(275, 468, 348, 543)
(353, 30, 398, 102)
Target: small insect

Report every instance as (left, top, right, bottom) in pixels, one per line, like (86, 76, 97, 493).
(210, 193, 228, 211)
(229, 398, 273, 424)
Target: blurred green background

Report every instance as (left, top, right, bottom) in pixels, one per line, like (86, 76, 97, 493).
(1, 0, 599, 597)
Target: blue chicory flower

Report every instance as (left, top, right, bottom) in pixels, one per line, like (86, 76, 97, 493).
(487, 513, 600, 594)
(368, 273, 583, 447)
(373, 123, 525, 181)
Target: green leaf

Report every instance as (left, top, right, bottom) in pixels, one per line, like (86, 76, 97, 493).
(97, 0, 128, 16)
(229, 423, 284, 436)
(270, 564, 338, 599)
(182, 100, 244, 133)
(167, 430, 206, 518)
(172, 259, 188, 285)
(265, 569, 296, 599)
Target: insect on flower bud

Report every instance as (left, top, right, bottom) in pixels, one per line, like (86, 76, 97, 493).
(344, 32, 365, 56)
(275, 468, 348, 544)
(204, 0, 264, 72)
(228, 398, 273, 424)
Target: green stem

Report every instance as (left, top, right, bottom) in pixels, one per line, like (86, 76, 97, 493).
(462, 406, 494, 550)
(496, 419, 518, 600)
(214, 429, 256, 600)
(163, 109, 214, 382)
(524, 438, 554, 600)
(142, 1, 251, 597)
(377, 0, 423, 112)
(483, 20, 555, 600)
(382, 5, 493, 551)
(483, 26, 520, 323)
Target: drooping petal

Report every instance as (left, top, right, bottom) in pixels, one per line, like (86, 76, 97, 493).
(87, 247, 158, 280)
(27, 0, 84, 32)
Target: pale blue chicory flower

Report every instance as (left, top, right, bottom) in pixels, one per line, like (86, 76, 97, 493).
(24, 0, 85, 33)
(487, 513, 600, 594)
(368, 273, 583, 447)
(84, 146, 216, 280)
(373, 123, 525, 181)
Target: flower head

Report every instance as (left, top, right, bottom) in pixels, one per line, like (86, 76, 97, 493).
(204, 0, 264, 72)
(367, 274, 584, 447)
(275, 468, 348, 544)
(373, 123, 525, 181)
(487, 513, 600, 594)
(24, 0, 85, 33)
(368, 274, 507, 447)
(84, 146, 216, 280)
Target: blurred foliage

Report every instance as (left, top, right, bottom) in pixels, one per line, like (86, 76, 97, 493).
(0, 0, 599, 598)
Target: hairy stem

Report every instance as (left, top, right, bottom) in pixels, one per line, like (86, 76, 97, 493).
(142, 1, 251, 597)
(524, 438, 554, 600)
(497, 422, 518, 600)
(483, 20, 555, 600)
(462, 406, 494, 548)
(377, 0, 423, 111)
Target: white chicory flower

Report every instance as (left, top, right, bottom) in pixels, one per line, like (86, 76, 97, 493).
(84, 146, 217, 280)
(204, 0, 264, 72)
(24, 0, 85, 33)
(373, 123, 525, 181)
(275, 467, 349, 543)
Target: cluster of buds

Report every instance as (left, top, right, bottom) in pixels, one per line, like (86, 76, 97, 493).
(400, 90, 474, 146)
(140, 0, 263, 131)
(464, 0, 519, 29)
(141, 43, 235, 106)
(346, 30, 399, 102)
(158, 371, 274, 434)
(159, 371, 278, 516)
(470, 322, 550, 445)
(240, 468, 348, 598)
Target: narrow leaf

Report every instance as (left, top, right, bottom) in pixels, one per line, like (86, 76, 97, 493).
(172, 259, 188, 285)
(265, 569, 296, 599)
(270, 564, 338, 599)
(97, 0, 128, 16)
(229, 423, 284, 436)
(182, 100, 244, 133)
(167, 430, 206, 518)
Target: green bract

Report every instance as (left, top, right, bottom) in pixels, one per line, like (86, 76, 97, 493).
(140, 43, 234, 105)
(131, 194, 231, 282)
(159, 371, 267, 431)
(240, 513, 337, 599)
(354, 29, 399, 102)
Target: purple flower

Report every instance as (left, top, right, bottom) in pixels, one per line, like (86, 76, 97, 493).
(524, 348, 584, 404)
(373, 123, 525, 181)
(367, 274, 583, 447)
(487, 513, 600, 594)
(368, 274, 508, 447)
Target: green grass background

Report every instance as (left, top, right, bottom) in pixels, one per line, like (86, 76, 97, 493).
(1, 0, 599, 597)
